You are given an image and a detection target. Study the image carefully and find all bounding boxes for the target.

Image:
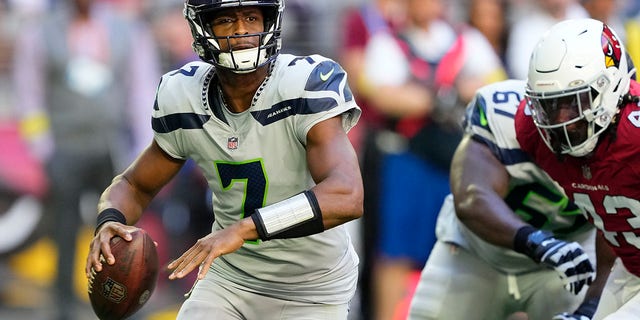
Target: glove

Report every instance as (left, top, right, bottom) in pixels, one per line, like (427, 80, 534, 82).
(515, 228, 594, 294)
(552, 313, 590, 320)
(552, 297, 599, 320)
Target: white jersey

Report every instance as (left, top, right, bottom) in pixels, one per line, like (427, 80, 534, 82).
(436, 79, 593, 274)
(152, 54, 361, 304)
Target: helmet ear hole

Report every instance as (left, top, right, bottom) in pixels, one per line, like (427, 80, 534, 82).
(590, 87, 599, 101)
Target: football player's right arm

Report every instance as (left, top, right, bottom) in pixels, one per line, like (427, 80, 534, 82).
(85, 140, 185, 275)
(451, 134, 529, 247)
(453, 134, 594, 294)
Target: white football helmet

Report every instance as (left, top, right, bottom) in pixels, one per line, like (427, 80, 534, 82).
(525, 18, 631, 157)
(184, 0, 284, 73)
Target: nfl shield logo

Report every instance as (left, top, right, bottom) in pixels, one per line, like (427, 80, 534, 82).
(102, 277, 127, 303)
(227, 137, 239, 150)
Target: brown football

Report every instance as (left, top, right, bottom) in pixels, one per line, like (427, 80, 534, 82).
(88, 229, 159, 320)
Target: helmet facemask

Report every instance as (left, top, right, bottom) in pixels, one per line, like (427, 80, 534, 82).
(184, 0, 283, 73)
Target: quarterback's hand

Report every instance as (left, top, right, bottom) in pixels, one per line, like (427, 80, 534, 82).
(168, 219, 249, 281)
(85, 221, 138, 276)
(525, 230, 594, 294)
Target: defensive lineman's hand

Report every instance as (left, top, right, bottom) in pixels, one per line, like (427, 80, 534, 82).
(526, 230, 594, 294)
(552, 313, 590, 320)
(552, 297, 599, 320)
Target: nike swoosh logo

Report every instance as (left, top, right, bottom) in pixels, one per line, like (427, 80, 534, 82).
(320, 67, 335, 81)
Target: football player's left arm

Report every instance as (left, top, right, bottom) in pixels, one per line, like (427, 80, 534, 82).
(250, 115, 363, 237)
(305, 115, 364, 228)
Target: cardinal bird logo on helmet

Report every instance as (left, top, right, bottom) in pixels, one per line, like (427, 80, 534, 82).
(602, 24, 622, 69)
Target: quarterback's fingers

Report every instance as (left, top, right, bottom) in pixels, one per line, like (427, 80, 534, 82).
(88, 224, 135, 274)
(99, 224, 135, 266)
(87, 237, 111, 273)
(167, 237, 202, 270)
(169, 250, 207, 280)
(167, 248, 193, 271)
(86, 241, 103, 275)
(198, 253, 220, 280)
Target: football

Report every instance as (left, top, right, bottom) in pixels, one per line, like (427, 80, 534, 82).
(88, 229, 159, 320)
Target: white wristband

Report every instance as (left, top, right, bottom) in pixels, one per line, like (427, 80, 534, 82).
(252, 191, 323, 239)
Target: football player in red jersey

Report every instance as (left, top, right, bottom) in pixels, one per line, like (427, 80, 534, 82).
(515, 18, 640, 320)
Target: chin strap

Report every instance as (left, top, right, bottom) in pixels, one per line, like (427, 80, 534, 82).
(218, 47, 268, 73)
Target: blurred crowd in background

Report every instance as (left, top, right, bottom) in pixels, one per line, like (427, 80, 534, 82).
(0, 0, 639, 319)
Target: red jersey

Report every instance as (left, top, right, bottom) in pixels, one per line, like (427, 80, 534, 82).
(515, 80, 640, 277)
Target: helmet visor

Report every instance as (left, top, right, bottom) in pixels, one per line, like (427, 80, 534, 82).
(526, 86, 595, 154)
(528, 88, 592, 127)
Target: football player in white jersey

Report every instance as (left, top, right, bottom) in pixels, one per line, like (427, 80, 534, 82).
(85, 1, 364, 319)
(407, 79, 602, 320)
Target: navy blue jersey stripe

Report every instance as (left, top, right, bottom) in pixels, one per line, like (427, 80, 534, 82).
(152, 113, 211, 133)
(464, 95, 488, 131)
(342, 81, 354, 102)
(251, 97, 340, 126)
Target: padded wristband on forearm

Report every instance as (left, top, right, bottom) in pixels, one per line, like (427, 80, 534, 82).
(95, 208, 127, 235)
(513, 225, 538, 255)
(575, 297, 599, 317)
(252, 190, 324, 240)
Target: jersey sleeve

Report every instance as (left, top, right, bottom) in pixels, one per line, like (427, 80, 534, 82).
(464, 79, 527, 165)
(273, 55, 361, 144)
(151, 62, 213, 160)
